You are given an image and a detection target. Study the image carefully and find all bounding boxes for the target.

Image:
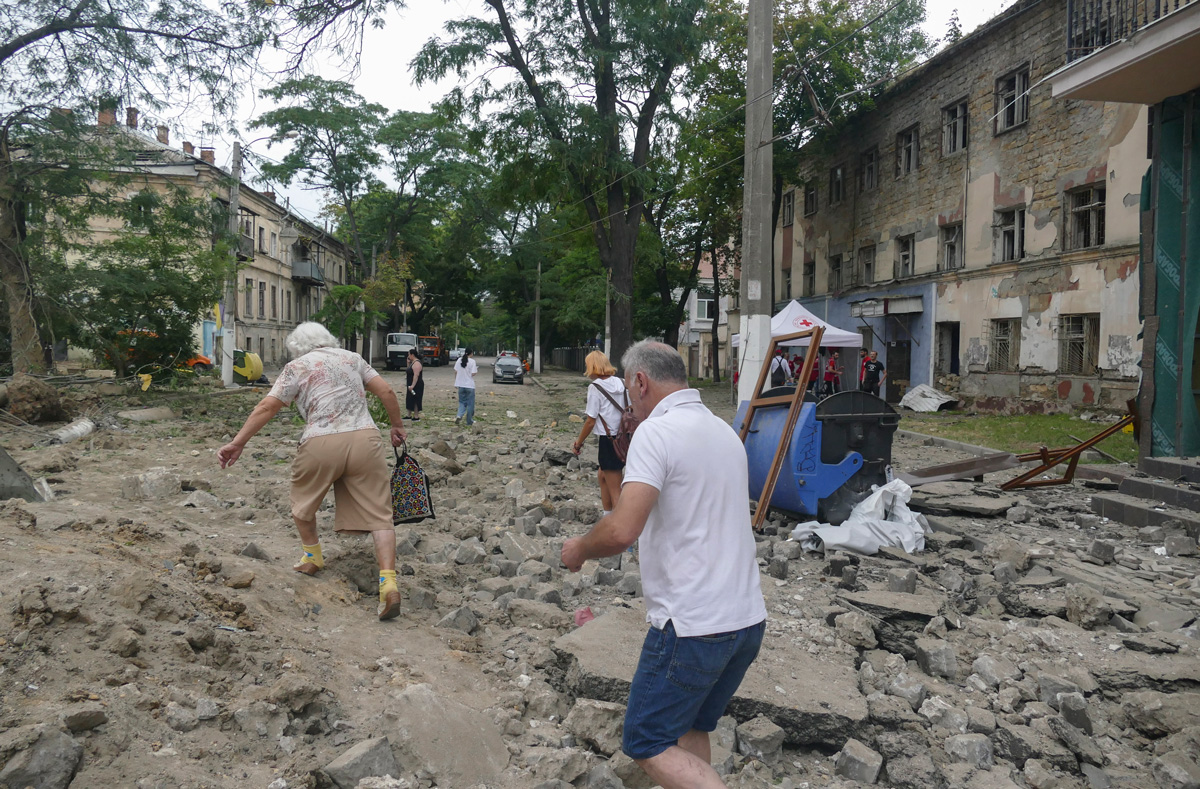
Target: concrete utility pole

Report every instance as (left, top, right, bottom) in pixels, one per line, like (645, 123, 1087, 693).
(737, 0, 774, 405)
(222, 142, 242, 388)
(533, 259, 542, 374)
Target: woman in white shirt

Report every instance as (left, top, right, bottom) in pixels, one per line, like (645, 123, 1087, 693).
(571, 350, 627, 518)
(453, 349, 478, 426)
(216, 322, 406, 621)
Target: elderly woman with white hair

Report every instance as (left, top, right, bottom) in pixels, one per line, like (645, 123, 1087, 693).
(216, 322, 408, 621)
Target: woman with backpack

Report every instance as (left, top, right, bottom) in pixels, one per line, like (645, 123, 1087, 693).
(571, 350, 627, 519)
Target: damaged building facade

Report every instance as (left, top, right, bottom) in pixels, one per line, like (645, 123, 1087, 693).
(776, 0, 1147, 412)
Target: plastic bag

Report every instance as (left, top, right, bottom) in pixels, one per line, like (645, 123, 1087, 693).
(790, 479, 928, 555)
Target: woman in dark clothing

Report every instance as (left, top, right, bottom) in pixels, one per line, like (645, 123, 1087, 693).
(405, 349, 424, 421)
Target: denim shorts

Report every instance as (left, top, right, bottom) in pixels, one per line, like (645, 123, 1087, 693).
(621, 619, 766, 761)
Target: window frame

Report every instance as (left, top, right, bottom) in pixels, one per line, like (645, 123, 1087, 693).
(829, 254, 843, 292)
(1067, 185, 1106, 250)
(988, 318, 1021, 372)
(939, 223, 964, 270)
(1059, 313, 1101, 375)
(803, 261, 815, 297)
(258, 281, 266, 319)
(895, 235, 915, 279)
(286, 290, 292, 322)
(695, 293, 716, 322)
(995, 65, 1030, 134)
(857, 244, 876, 286)
(271, 285, 278, 320)
(803, 184, 818, 217)
(829, 163, 846, 205)
(895, 125, 920, 176)
(860, 147, 879, 192)
(244, 278, 254, 313)
(782, 190, 795, 227)
(942, 99, 969, 155)
(995, 207, 1027, 262)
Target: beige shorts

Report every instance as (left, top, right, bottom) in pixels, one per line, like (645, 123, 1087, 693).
(291, 429, 392, 532)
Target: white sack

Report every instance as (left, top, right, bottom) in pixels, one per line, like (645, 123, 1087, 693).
(789, 478, 928, 556)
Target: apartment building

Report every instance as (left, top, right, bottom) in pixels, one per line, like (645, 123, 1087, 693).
(79, 108, 351, 369)
(777, 0, 1148, 411)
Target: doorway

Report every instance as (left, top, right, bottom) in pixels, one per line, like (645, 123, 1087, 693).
(885, 340, 911, 403)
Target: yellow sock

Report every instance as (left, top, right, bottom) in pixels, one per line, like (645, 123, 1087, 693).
(300, 543, 323, 568)
(379, 570, 397, 601)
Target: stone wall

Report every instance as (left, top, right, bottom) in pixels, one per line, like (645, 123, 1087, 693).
(776, 0, 1148, 412)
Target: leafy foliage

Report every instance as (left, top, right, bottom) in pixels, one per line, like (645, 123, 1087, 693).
(312, 285, 382, 346)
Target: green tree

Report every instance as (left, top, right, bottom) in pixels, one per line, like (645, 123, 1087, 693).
(40, 184, 232, 378)
(414, 0, 714, 365)
(251, 76, 387, 271)
(0, 0, 402, 373)
(312, 285, 381, 347)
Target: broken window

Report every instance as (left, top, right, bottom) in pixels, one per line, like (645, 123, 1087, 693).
(829, 164, 845, 205)
(989, 318, 1021, 372)
(895, 235, 915, 279)
(245, 278, 254, 313)
(271, 286, 278, 319)
(860, 147, 879, 191)
(782, 269, 792, 300)
(896, 125, 919, 176)
(942, 100, 968, 154)
(995, 66, 1030, 133)
(1059, 313, 1100, 375)
(829, 254, 843, 291)
(858, 245, 876, 286)
(803, 261, 815, 296)
(258, 282, 266, 319)
(940, 224, 964, 270)
(995, 208, 1026, 262)
(782, 190, 794, 227)
(1068, 185, 1106, 249)
(803, 183, 818, 216)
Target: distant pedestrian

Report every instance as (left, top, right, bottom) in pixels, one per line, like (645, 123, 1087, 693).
(562, 340, 766, 789)
(571, 350, 627, 518)
(454, 349, 478, 426)
(405, 349, 424, 421)
(858, 348, 869, 389)
(862, 350, 887, 397)
(768, 348, 788, 389)
(824, 351, 842, 397)
(216, 322, 406, 621)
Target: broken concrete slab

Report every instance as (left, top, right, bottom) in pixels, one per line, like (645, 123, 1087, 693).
(553, 607, 867, 748)
(323, 737, 399, 789)
(387, 684, 509, 784)
(115, 406, 176, 421)
(836, 591, 942, 659)
(0, 446, 43, 503)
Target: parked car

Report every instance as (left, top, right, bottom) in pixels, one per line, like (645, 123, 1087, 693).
(493, 355, 525, 384)
(448, 347, 465, 362)
(418, 335, 449, 366)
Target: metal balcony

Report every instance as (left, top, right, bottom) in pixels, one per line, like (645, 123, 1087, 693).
(291, 259, 326, 287)
(236, 234, 254, 261)
(1067, 0, 1196, 62)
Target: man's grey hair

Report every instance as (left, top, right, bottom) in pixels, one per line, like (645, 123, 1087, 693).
(286, 322, 338, 357)
(621, 340, 687, 385)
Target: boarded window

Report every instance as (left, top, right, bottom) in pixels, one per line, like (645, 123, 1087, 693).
(989, 318, 1020, 372)
(1059, 313, 1100, 375)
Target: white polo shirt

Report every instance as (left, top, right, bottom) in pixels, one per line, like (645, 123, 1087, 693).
(622, 388, 767, 637)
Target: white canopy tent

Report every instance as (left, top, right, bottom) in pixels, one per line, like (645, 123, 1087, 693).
(732, 301, 863, 347)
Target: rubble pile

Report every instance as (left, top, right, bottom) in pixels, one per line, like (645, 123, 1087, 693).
(0, 377, 1196, 788)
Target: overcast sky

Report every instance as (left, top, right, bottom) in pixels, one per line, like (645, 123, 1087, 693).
(230, 0, 1019, 221)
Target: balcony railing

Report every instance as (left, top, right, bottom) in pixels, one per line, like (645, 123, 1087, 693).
(291, 259, 326, 287)
(236, 234, 254, 261)
(1067, 0, 1196, 62)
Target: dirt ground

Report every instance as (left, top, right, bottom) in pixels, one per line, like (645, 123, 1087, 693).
(0, 362, 1197, 789)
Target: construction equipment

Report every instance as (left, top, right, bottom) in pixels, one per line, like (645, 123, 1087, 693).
(736, 327, 900, 527)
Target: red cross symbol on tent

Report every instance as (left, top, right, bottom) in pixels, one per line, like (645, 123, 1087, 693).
(793, 317, 812, 328)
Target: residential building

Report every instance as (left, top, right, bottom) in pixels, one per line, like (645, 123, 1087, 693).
(1049, 0, 1200, 454)
(676, 253, 736, 379)
(75, 110, 351, 369)
(776, 0, 1148, 411)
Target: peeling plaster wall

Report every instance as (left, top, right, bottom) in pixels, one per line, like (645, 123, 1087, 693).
(779, 0, 1147, 410)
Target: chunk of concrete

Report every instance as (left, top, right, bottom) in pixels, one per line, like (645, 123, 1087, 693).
(116, 406, 176, 421)
(834, 738, 883, 783)
(915, 638, 958, 679)
(436, 606, 478, 634)
(0, 446, 43, 503)
(0, 725, 84, 789)
(387, 684, 509, 784)
(945, 733, 994, 769)
(323, 737, 399, 789)
(735, 715, 785, 765)
(565, 699, 625, 756)
(836, 591, 941, 659)
(553, 606, 866, 748)
(121, 467, 181, 501)
(887, 568, 917, 594)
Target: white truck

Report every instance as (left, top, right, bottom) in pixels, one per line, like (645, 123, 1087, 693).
(385, 332, 418, 371)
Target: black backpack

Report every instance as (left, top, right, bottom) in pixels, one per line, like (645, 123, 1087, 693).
(770, 358, 787, 387)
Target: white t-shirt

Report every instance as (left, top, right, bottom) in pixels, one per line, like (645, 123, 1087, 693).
(453, 358, 478, 388)
(586, 376, 627, 437)
(267, 347, 379, 444)
(621, 388, 767, 637)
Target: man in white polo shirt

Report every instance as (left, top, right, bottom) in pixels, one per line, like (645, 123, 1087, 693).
(562, 340, 767, 789)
